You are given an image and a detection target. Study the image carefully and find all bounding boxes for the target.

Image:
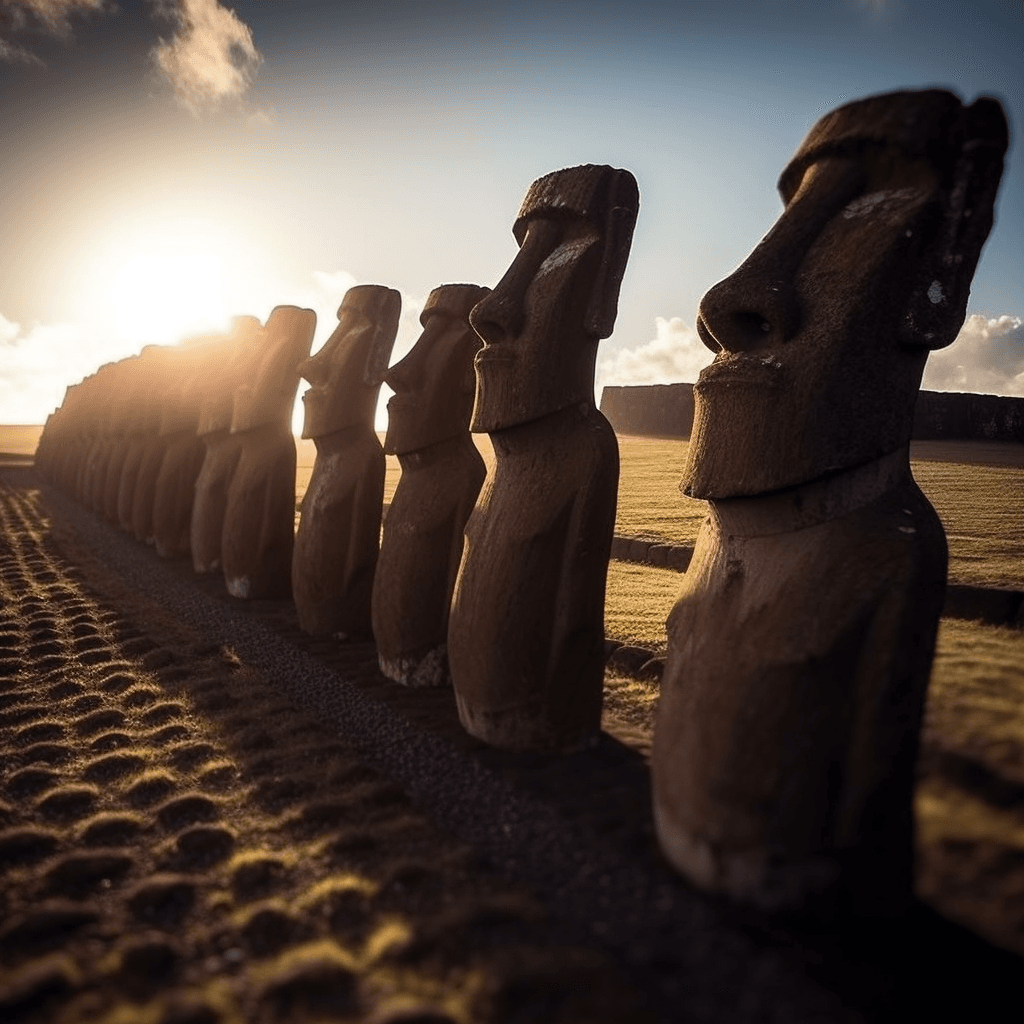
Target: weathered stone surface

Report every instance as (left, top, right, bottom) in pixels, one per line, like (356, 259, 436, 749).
(128, 348, 178, 545)
(653, 89, 1008, 918)
(449, 164, 639, 751)
(191, 432, 243, 574)
(222, 306, 316, 600)
(153, 341, 221, 560)
(191, 317, 262, 574)
(372, 284, 489, 686)
(292, 286, 400, 635)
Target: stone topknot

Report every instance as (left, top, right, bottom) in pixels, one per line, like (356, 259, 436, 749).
(513, 164, 640, 244)
(779, 88, 1008, 203)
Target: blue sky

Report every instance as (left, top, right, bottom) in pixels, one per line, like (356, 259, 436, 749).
(1, 0, 1021, 424)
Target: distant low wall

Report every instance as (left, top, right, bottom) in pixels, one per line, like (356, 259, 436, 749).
(599, 383, 695, 438)
(911, 390, 1024, 441)
(600, 384, 1024, 443)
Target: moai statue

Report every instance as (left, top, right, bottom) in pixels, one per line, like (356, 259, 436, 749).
(292, 285, 400, 636)
(151, 340, 217, 559)
(652, 90, 1008, 918)
(371, 284, 490, 686)
(448, 164, 640, 751)
(117, 347, 167, 534)
(47, 383, 84, 491)
(83, 362, 121, 513)
(191, 316, 262, 573)
(47, 382, 82, 493)
(101, 357, 141, 523)
(130, 347, 179, 543)
(221, 305, 316, 600)
(34, 409, 58, 479)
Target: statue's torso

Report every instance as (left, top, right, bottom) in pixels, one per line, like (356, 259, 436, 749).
(449, 406, 619, 750)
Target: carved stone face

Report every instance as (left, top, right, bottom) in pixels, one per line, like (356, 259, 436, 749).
(383, 284, 488, 455)
(197, 316, 263, 436)
(684, 90, 1008, 499)
(232, 305, 317, 433)
(469, 164, 639, 433)
(300, 285, 400, 440)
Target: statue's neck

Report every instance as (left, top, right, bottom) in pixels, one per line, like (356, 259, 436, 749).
(709, 446, 912, 538)
(396, 433, 477, 470)
(489, 401, 601, 455)
(312, 421, 379, 456)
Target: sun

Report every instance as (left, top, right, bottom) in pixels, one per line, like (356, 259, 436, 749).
(109, 253, 233, 346)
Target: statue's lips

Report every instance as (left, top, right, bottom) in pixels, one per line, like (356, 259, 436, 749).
(695, 356, 785, 390)
(385, 395, 418, 418)
(474, 348, 515, 366)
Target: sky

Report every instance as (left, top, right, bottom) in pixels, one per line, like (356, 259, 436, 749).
(1, 0, 1021, 428)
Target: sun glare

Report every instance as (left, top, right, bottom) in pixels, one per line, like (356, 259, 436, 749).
(110, 254, 232, 346)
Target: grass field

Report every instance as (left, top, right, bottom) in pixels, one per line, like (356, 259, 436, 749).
(0, 424, 44, 456)
(12, 425, 1021, 615)
(303, 431, 1024, 651)
(299, 432, 1024, 589)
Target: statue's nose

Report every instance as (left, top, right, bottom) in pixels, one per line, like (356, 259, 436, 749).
(298, 352, 325, 385)
(697, 155, 866, 354)
(696, 255, 801, 353)
(469, 276, 527, 346)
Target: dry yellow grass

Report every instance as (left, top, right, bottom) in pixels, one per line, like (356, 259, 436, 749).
(600, 605, 1024, 755)
(295, 431, 1022, 642)
(299, 433, 1023, 590)
(604, 561, 677, 650)
(0, 424, 44, 456)
(926, 618, 1024, 762)
(614, 435, 708, 543)
(912, 460, 1024, 588)
(611, 435, 1024, 589)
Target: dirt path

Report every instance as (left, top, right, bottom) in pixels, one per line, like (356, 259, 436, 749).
(0, 472, 648, 1023)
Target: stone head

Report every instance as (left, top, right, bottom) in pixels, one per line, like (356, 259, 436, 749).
(299, 285, 401, 440)
(469, 164, 639, 432)
(684, 89, 1008, 499)
(383, 283, 490, 455)
(124, 345, 175, 435)
(159, 335, 223, 437)
(197, 315, 263, 436)
(232, 305, 317, 433)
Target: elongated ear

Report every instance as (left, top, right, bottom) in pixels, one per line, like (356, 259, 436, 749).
(584, 203, 639, 339)
(901, 97, 1008, 351)
(364, 290, 401, 386)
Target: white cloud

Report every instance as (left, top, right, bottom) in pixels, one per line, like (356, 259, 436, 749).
(0, 0, 109, 62)
(151, 0, 261, 114)
(597, 316, 713, 391)
(0, 37, 44, 64)
(1, 0, 108, 35)
(0, 312, 139, 423)
(923, 314, 1024, 397)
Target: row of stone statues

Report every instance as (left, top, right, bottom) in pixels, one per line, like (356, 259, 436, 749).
(36, 88, 1008, 921)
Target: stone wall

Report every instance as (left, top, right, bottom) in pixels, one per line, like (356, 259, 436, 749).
(599, 383, 695, 438)
(912, 390, 1024, 441)
(600, 384, 1024, 442)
